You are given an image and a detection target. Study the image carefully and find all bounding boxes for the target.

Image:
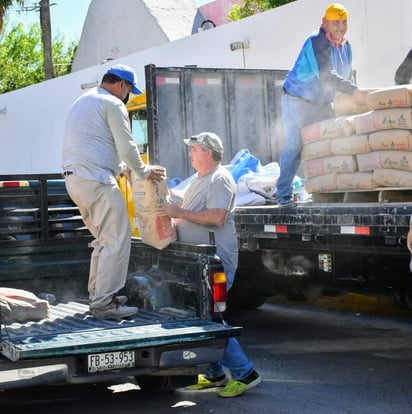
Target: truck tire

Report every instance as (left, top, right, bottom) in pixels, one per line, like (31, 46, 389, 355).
(392, 289, 412, 311)
(227, 286, 266, 311)
(135, 375, 174, 394)
(287, 283, 323, 301)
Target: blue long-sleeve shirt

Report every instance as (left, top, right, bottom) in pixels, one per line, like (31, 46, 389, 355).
(283, 27, 357, 106)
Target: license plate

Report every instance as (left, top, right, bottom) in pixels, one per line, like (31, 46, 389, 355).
(87, 350, 135, 373)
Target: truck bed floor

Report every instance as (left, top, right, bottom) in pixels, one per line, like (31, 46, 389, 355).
(1, 301, 233, 361)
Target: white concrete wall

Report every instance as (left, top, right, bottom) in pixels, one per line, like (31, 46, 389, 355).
(0, 0, 410, 174)
(72, 0, 198, 71)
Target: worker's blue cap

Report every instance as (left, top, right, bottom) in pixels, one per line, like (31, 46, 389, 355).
(106, 64, 143, 95)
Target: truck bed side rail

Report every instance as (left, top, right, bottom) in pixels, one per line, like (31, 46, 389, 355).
(0, 174, 91, 245)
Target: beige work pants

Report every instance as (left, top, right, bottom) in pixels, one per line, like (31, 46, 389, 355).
(65, 174, 131, 309)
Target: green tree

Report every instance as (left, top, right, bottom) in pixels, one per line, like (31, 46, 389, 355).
(0, 22, 76, 93)
(1, 0, 55, 81)
(0, 0, 24, 32)
(228, 0, 296, 21)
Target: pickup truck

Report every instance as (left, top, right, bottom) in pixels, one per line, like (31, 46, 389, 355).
(0, 174, 240, 393)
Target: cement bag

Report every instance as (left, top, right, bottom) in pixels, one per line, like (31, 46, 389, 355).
(302, 155, 357, 179)
(333, 93, 370, 116)
(0, 288, 49, 323)
(336, 172, 376, 190)
(368, 129, 412, 151)
(373, 168, 412, 187)
(301, 139, 332, 161)
(379, 150, 412, 172)
(301, 116, 355, 144)
(356, 151, 382, 172)
(366, 85, 412, 110)
(132, 174, 177, 250)
(304, 173, 337, 193)
(354, 108, 412, 134)
(330, 134, 370, 156)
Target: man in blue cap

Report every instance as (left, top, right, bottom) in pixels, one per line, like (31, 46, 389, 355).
(62, 64, 165, 319)
(105, 63, 143, 101)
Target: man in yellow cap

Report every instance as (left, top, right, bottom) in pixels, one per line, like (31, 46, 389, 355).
(276, 3, 369, 207)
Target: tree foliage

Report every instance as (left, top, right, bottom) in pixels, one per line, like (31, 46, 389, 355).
(228, 0, 296, 21)
(0, 0, 24, 32)
(0, 22, 77, 93)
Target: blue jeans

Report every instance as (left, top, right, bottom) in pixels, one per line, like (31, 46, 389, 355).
(206, 269, 254, 381)
(276, 92, 334, 199)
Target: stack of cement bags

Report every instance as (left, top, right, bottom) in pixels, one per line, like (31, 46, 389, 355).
(301, 85, 412, 193)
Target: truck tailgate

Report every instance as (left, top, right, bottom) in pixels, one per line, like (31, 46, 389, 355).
(1, 301, 240, 362)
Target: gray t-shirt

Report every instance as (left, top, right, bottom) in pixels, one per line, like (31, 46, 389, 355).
(176, 165, 238, 274)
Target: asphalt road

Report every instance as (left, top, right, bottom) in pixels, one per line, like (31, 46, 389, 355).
(1, 301, 412, 414)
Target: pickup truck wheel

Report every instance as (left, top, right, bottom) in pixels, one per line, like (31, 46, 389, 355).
(135, 375, 174, 394)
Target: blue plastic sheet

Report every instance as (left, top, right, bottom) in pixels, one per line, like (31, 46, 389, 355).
(226, 149, 262, 183)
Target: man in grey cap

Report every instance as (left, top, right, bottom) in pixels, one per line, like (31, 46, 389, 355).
(62, 64, 165, 320)
(159, 132, 261, 398)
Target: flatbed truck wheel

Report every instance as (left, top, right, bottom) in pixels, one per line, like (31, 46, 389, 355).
(135, 375, 174, 394)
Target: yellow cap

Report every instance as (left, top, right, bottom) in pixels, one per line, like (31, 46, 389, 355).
(324, 3, 348, 20)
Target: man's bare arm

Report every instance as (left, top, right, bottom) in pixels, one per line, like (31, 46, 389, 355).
(159, 204, 227, 227)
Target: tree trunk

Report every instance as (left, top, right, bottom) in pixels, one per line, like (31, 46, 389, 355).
(40, 0, 54, 79)
(0, 9, 4, 33)
(0, 0, 14, 33)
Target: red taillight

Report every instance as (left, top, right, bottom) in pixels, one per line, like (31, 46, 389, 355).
(0, 181, 29, 188)
(210, 271, 227, 314)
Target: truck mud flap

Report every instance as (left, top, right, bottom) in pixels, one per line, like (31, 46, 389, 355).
(1, 302, 241, 361)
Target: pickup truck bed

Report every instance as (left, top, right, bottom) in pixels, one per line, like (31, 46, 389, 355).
(1, 300, 238, 362)
(1, 300, 239, 390)
(0, 238, 240, 390)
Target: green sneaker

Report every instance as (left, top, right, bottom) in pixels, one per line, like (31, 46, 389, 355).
(218, 370, 262, 398)
(184, 374, 227, 390)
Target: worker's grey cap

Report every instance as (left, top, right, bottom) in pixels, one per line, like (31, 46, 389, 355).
(184, 132, 224, 154)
